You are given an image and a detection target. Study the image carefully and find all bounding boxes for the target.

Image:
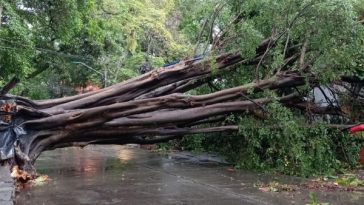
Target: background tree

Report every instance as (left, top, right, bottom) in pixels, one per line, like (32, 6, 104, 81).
(0, 0, 189, 98)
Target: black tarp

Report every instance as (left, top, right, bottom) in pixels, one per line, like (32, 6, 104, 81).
(0, 100, 25, 161)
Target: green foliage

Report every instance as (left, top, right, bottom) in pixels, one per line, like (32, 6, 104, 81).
(177, 0, 221, 43)
(0, 0, 101, 97)
(181, 102, 360, 176)
(0, 1, 35, 80)
(177, 0, 363, 176)
(180, 134, 206, 153)
(307, 192, 329, 205)
(238, 22, 264, 59)
(156, 143, 173, 151)
(335, 174, 364, 186)
(1, 0, 191, 97)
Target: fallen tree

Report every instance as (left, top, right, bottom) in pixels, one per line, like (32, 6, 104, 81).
(0, 36, 363, 178)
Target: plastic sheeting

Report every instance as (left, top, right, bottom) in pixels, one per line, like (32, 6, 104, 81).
(0, 100, 25, 161)
(349, 124, 364, 134)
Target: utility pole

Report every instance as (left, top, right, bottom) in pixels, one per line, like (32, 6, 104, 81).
(103, 69, 107, 88)
(0, 5, 3, 28)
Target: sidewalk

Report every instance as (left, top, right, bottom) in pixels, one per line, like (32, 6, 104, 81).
(0, 166, 14, 205)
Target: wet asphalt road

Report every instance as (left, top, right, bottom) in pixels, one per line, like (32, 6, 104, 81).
(12, 145, 364, 205)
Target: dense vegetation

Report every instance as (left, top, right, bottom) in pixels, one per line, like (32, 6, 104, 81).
(1, 0, 364, 176)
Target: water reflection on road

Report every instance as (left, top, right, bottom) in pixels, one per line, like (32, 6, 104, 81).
(15, 146, 363, 205)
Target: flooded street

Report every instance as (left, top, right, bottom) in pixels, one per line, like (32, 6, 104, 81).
(15, 146, 363, 205)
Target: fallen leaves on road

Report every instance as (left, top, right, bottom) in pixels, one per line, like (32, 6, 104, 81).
(227, 167, 236, 172)
(10, 166, 32, 182)
(304, 174, 364, 192)
(10, 166, 50, 190)
(255, 181, 298, 192)
(33, 175, 50, 186)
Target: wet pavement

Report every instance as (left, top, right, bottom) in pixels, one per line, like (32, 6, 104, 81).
(14, 145, 364, 205)
(0, 166, 14, 205)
